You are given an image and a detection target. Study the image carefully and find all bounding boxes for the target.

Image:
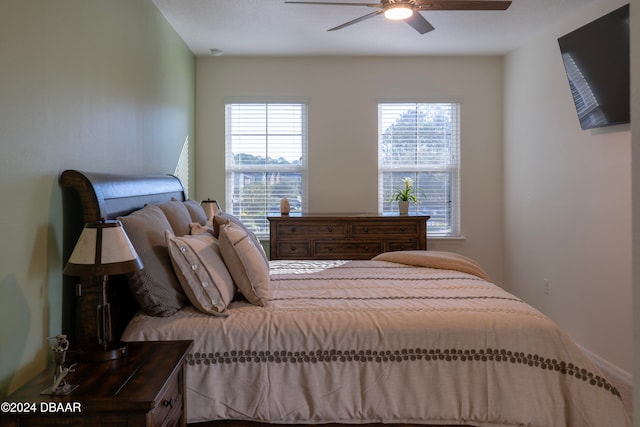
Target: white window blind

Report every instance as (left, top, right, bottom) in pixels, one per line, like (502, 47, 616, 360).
(378, 102, 460, 236)
(225, 102, 307, 239)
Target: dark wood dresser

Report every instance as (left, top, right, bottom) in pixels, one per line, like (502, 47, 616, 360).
(1, 340, 193, 427)
(268, 213, 429, 260)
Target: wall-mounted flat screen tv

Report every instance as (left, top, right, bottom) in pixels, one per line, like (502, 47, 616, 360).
(557, 4, 629, 130)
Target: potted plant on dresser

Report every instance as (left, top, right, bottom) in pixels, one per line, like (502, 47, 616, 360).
(392, 177, 418, 214)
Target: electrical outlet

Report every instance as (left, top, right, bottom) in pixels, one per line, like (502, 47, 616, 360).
(543, 278, 550, 295)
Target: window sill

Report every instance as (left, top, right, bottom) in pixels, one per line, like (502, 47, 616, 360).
(428, 235, 466, 243)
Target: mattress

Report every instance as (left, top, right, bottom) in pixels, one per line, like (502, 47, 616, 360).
(121, 254, 631, 426)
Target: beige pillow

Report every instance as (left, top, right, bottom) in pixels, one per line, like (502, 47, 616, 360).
(117, 204, 186, 317)
(189, 218, 214, 236)
(218, 221, 270, 306)
(214, 213, 268, 263)
(165, 231, 235, 316)
(156, 200, 192, 236)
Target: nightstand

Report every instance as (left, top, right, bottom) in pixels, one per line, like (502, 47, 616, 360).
(1, 340, 193, 427)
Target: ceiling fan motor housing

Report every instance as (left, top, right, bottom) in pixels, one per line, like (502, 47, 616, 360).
(284, 0, 512, 34)
(383, 1, 415, 20)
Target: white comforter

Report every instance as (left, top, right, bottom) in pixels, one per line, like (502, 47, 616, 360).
(122, 253, 631, 426)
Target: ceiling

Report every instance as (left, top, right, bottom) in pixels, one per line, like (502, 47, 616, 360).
(152, 0, 593, 56)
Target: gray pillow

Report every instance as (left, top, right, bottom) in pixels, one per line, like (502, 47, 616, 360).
(183, 199, 208, 226)
(118, 204, 187, 316)
(156, 200, 192, 237)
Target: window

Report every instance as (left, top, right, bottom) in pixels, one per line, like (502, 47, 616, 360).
(378, 102, 460, 236)
(225, 102, 307, 239)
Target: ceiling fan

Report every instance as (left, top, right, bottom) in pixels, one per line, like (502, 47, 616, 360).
(284, 0, 512, 34)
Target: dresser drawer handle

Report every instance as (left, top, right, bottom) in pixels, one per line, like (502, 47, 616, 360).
(364, 246, 369, 251)
(290, 246, 297, 252)
(400, 227, 406, 232)
(291, 227, 296, 232)
(163, 397, 174, 408)
(328, 246, 333, 251)
(328, 227, 333, 232)
(363, 227, 369, 233)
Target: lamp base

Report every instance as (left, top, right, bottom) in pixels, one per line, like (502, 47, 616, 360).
(40, 383, 79, 395)
(80, 341, 128, 362)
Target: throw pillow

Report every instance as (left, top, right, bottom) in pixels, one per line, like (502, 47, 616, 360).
(218, 221, 270, 306)
(117, 204, 186, 316)
(156, 200, 193, 237)
(182, 199, 208, 226)
(165, 231, 235, 316)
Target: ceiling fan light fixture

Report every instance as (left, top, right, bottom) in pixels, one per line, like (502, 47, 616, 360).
(384, 4, 413, 20)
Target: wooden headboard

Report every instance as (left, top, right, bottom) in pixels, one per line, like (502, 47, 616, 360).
(59, 169, 187, 347)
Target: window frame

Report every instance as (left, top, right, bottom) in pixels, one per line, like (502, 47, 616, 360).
(224, 100, 308, 240)
(377, 100, 461, 237)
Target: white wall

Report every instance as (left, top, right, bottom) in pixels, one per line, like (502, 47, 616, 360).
(196, 56, 505, 283)
(503, 0, 632, 377)
(0, 0, 194, 397)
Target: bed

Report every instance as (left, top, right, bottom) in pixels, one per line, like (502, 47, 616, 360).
(60, 169, 631, 427)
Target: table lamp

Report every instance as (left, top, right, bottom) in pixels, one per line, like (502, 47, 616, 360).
(201, 199, 221, 219)
(64, 219, 142, 361)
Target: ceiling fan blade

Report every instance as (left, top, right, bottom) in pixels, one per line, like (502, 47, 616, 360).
(284, 1, 380, 7)
(405, 12, 435, 34)
(328, 10, 384, 31)
(415, 0, 512, 11)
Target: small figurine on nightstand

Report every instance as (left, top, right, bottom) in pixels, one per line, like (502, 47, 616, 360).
(41, 334, 78, 395)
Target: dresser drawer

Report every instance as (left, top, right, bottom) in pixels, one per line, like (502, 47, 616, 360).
(314, 241, 383, 258)
(386, 240, 421, 252)
(276, 222, 347, 238)
(351, 221, 419, 236)
(277, 241, 311, 258)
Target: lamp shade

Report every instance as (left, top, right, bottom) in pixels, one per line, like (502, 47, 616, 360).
(64, 219, 142, 277)
(201, 199, 221, 219)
